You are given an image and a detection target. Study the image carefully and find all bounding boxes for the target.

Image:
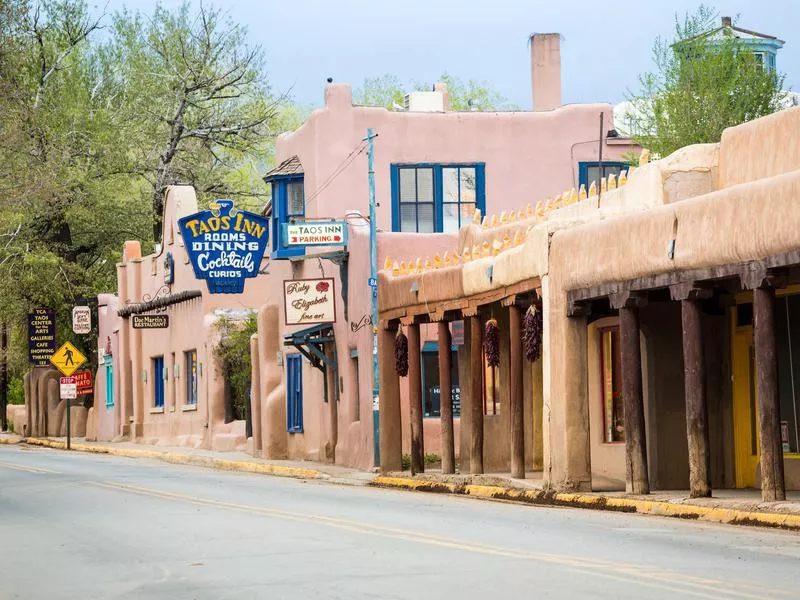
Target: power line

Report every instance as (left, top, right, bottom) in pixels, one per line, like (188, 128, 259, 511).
(302, 139, 368, 211)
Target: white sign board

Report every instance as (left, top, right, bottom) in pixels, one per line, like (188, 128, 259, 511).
(60, 376, 77, 400)
(72, 306, 91, 335)
(283, 278, 336, 325)
(285, 222, 347, 246)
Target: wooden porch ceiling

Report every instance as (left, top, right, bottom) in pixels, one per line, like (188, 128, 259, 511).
(380, 278, 541, 328)
(567, 250, 800, 317)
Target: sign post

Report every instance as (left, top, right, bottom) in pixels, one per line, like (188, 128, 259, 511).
(51, 342, 87, 451)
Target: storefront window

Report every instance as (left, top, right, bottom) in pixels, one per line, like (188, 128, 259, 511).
(422, 345, 461, 418)
(776, 294, 800, 454)
(600, 327, 624, 443)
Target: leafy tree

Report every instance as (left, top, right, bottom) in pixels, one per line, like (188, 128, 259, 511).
(214, 314, 258, 425)
(626, 5, 784, 157)
(355, 72, 516, 111)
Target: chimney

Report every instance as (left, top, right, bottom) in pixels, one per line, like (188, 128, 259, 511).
(530, 33, 562, 111)
(722, 16, 732, 27)
(433, 82, 450, 111)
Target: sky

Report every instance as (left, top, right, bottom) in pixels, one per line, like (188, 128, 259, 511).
(95, 0, 798, 110)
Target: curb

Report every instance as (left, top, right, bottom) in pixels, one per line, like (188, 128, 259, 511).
(0, 436, 22, 445)
(371, 476, 800, 532)
(21, 437, 327, 481)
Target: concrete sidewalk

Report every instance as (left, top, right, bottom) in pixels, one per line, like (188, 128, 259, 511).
(4, 432, 800, 531)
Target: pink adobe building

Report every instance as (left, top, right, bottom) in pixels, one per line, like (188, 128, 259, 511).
(88, 33, 636, 470)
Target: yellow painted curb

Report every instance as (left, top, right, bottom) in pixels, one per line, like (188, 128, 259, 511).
(371, 476, 800, 531)
(0, 436, 22, 445)
(23, 437, 326, 481)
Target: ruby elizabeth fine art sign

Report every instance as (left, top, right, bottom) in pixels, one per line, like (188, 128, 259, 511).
(283, 278, 336, 325)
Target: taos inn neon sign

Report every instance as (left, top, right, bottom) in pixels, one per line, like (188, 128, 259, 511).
(178, 200, 269, 294)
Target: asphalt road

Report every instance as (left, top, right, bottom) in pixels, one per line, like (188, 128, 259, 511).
(1, 445, 800, 600)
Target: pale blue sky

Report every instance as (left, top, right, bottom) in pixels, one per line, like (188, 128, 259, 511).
(95, 0, 797, 108)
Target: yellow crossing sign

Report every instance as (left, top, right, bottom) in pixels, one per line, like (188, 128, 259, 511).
(50, 341, 87, 377)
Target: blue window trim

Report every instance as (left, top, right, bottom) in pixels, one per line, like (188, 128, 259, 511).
(390, 163, 486, 233)
(104, 355, 114, 409)
(153, 356, 165, 408)
(577, 161, 629, 189)
(286, 354, 304, 433)
(185, 350, 198, 405)
(269, 175, 305, 259)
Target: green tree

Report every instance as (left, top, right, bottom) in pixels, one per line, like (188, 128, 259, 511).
(354, 72, 516, 111)
(627, 5, 784, 157)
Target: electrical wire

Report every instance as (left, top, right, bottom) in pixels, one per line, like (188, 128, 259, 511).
(302, 139, 369, 212)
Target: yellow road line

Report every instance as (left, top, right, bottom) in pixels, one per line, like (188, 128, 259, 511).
(87, 480, 784, 599)
(0, 460, 58, 474)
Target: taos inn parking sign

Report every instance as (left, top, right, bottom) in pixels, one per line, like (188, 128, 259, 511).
(178, 199, 269, 294)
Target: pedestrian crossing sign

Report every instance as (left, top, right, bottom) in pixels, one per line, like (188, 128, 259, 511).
(50, 341, 87, 377)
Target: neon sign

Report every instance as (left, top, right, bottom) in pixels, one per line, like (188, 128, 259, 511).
(178, 199, 269, 294)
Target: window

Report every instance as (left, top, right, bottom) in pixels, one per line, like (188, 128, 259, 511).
(270, 176, 305, 259)
(185, 350, 198, 405)
(152, 356, 165, 408)
(600, 327, 624, 443)
(578, 161, 629, 189)
(286, 354, 303, 433)
(391, 164, 485, 233)
(753, 51, 765, 70)
(350, 349, 360, 422)
(421, 342, 461, 418)
(104, 355, 114, 409)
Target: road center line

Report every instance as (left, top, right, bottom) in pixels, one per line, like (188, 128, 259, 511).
(87, 479, 781, 600)
(0, 460, 59, 474)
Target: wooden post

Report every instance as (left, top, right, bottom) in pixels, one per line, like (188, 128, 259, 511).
(619, 304, 649, 494)
(469, 315, 484, 474)
(754, 286, 786, 502)
(509, 304, 525, 479)
(408, 323, 424, 474)
(378, 326, 402, 472)
(682, 298, 711, 498)
(438, 322, 455, 474)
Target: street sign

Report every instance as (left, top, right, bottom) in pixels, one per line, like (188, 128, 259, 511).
(28, 308, 56, 366)
(72, 305, 91, 335)
(60, 376, 77, 400)
(74, 370, 93, 396)
(368, 277, 377, 288)
(50, 341, 87, 377)
(283, 221, 347, 247)
(131, 314, 170, 329)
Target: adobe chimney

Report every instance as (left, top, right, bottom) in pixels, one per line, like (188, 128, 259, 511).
(721, 16, 732, 27)
(530, 33, 562, 111)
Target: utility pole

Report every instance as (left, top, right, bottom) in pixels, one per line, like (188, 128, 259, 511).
(367, 128, 380, 468)
(1, 322, 7, 432)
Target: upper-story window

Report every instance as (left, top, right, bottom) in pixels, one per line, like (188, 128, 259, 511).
(391, 163, 485, 233)
(263, 155, 305, 259)
(578, 161, 629, 189)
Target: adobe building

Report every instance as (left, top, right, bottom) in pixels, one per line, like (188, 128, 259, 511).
(377, 105, 800, 502)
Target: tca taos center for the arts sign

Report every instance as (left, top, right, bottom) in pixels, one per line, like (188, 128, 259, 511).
(28, 308, 56, 366)
(178, 199, 269, 294)
(284, 278, 336, 325)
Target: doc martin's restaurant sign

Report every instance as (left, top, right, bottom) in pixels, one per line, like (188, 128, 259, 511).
(178, 200, 269, 294)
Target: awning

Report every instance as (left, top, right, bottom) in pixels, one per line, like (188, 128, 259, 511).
(283, 323, 339, 402)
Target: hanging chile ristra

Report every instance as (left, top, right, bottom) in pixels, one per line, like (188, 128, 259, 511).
(395, 327, 409, 377)
(484, 318, 500, 367)
(522, 303, 543, 362)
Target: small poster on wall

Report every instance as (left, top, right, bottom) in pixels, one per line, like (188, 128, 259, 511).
(284, 278, 336, 325)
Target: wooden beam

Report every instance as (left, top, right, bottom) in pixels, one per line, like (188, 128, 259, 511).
(754, 286, 786, 502)
(682, 298, 711, 498)
(509, 304, 525, 479)
(407, 323, 424, 474)
(619, 305, 649, 494)
(438, 322, 455, 474)
(469, 315, 484, 474)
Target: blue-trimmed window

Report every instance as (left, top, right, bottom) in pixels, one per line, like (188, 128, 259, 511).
(578, 161, 628, 189)
(391, 164, 485, 233)
(270, 176, 305, 259)
(287, 354, 303, 433)
(152, 356, 165, 408)
(185, 350, 198, 405)
(104, 354, 114, 409)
